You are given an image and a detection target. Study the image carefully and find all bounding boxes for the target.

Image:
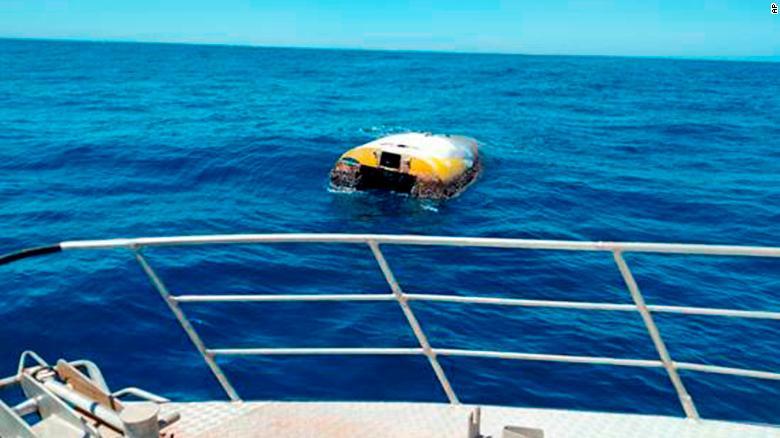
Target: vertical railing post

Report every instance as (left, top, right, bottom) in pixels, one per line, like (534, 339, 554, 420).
(613, 250, 699, 420)
(133, 248, 241, 401)
(367, 240, 460, 404)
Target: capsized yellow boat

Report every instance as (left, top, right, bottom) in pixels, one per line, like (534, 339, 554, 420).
(329, 132, 480, 199)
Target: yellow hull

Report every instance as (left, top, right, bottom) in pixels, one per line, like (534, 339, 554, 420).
(330, 133, 480, 199)
(338, 146, 471, 184)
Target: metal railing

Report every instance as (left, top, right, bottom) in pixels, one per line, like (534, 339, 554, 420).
(5, 233, 780, 420)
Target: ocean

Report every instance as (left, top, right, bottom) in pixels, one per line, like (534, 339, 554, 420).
(1, 38, 779, 423)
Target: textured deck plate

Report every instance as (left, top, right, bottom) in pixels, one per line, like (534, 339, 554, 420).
(479, 406, 780, 438)
(159, 402, 260, 437)
(158, 401, 780, 437)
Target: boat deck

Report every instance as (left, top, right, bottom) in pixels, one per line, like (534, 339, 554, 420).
(159, 401, 780, 437)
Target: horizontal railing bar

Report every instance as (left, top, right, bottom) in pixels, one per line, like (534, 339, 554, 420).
(647, 305, 780, 320)
(405, 293, 636, 311)
(57, 233, 780, 257)
(455, 351, 780, 382)
(206, 347, 780, 381)
(434, 349, 664, 367)
(208, 346, 660, 367)
(409, 294, 780, 320)
(172, 292, 780, 320)
(173, 293, 395, 303)
(674, 362, 780, 381)
(208, 347, 423, 356)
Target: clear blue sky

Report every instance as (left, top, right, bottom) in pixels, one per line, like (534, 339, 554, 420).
(1, 0, 778, 58)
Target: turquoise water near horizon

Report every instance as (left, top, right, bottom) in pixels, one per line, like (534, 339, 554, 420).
(1, 38, 780, 424)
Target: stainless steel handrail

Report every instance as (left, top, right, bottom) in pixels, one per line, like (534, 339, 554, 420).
(57, 234, 780, 257)
(170, 293, 780, 320)
(8, 233, 780, 420)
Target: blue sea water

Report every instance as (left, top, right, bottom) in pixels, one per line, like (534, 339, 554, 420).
(1, 38, 780, 424)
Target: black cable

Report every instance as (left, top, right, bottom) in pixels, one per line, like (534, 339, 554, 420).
(0, 244, 62, 267)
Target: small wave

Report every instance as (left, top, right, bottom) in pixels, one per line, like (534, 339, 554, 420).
(326, 185, 358, 194)
(418, 201, 439, 212)
(359, 125, 412, 137)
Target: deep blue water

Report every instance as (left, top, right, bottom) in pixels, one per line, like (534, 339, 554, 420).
(1, 38, 780, 424)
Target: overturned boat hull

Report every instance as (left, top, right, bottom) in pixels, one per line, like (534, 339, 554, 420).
(330, 133, 480, 199)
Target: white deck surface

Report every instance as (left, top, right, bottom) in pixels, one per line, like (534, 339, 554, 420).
(159, 401, 780, 437)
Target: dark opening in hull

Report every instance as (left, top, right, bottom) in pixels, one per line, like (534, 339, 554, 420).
(330, 159, 481, 200)
(355, 166, 416, 193)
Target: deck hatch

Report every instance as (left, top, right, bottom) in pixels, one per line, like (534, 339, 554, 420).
(379, 151, 401, 170)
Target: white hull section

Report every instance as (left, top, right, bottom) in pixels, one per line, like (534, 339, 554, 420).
(159, 401, 780, 438)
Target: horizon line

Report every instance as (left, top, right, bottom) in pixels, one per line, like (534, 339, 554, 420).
(2, 35, 778, 64)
